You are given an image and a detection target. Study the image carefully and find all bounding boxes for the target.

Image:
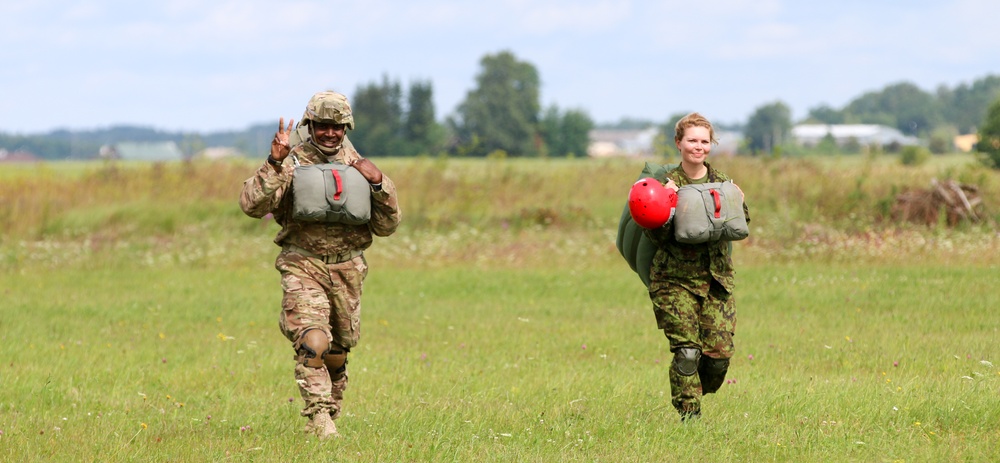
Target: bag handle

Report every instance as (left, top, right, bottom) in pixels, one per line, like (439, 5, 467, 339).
(331, 170, 343, 200)
(710, 189, 721, 218)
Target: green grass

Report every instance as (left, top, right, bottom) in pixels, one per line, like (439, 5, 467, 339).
(2, 241, 998, 462)
(2, 156, 999, 461)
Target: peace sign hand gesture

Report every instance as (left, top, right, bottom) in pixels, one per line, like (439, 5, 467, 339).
(270, 117, 295, 162)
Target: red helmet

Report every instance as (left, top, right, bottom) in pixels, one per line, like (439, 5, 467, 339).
(628, 178, 677, 229)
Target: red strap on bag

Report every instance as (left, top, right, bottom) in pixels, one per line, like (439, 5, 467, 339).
(331, 170, 343, 200)
(710, 189, 721, 218)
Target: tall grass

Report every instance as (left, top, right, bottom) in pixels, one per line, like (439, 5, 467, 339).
(1, 155, 999, 461)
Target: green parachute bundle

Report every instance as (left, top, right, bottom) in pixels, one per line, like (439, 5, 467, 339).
(616, 162, 674, 288)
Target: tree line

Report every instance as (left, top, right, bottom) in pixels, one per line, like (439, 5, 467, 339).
(3, 50, 1000, 165)
(738, 76, 1000, 157)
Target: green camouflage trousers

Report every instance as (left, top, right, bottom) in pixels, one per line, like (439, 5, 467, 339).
(650, 280, 736, 414)
(276, 250, 367, 419)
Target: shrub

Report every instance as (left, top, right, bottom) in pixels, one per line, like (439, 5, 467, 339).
(899, 145, 931, 166)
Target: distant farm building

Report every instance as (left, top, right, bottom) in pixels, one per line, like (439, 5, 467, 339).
(199, 147, 243, 160)
(587, 128, 742, 158)
(0, 149, 40, 162)
(953, 133, 979, 152)
(101, 141, 185, 161)
(588, 127, 659, 158)
(792, 124, 920, 149)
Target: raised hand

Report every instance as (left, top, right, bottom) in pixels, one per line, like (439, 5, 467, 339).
(270, 117, 295, 162)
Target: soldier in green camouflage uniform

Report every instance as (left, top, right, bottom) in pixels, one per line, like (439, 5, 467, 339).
(240, 91, 401, 439)
(644, 113, 749, 421)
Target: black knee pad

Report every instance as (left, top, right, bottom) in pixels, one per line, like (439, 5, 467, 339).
(699, 357, 730, 394)
(672, 348, 701, 376)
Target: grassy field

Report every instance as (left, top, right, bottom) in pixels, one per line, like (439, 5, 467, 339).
(1, 154, 999, 462)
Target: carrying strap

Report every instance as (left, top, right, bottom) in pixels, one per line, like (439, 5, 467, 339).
(710, 189, 721, 218)
(331, 170, 343, 200)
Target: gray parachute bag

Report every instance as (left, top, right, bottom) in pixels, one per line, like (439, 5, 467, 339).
(616, 162, 673, 288)
(291, 156, 371, 225)
(673, 181, 748, 243)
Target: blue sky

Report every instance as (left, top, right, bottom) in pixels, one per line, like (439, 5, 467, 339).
(2, 0, 999, 134)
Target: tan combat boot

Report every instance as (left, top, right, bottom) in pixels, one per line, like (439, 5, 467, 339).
(305, 412, 339, 439)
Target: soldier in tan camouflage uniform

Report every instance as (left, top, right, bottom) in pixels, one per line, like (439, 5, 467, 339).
(644, 113, 749, 422)
(240, 91, 401, 439)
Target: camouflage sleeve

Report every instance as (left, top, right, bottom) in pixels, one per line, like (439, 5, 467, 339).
(239, 162, 293, 219)
(644, 217, 675, 248)
(368, 174, 401, 237)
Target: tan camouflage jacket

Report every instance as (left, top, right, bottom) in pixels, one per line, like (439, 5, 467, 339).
(645, 162, 750, 296)
(239, 136, 401, 256)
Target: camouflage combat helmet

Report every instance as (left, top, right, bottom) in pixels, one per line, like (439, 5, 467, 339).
(301, 91, 354, 130)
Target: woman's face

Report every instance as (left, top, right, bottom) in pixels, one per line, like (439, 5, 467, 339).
(676, 126, 712, 166)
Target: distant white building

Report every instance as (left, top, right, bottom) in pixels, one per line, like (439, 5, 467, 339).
(587, 127, 659, 158)
(792, 124, 920, 148)
(100, 141, 185, 161)
(588, 127, 743, 157)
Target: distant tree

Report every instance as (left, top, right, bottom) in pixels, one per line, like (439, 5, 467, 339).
(449, 50, 541, 157)
(977, 97, 1000, 169)
(806, 104, 845, 124)
(403, 80, 446, 156)
(842, 82, 942, 136)
(744, 101, 792, 155)
(351, 76, 406, 156)
(937, 75, 1000, 134)
(539, 105, 594, 157)
(597, 117, 656, 130)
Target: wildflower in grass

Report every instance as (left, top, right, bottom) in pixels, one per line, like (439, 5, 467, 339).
(581, 344, 587, 350)
(893, 361, 899, 367)
(845, 336, 852, 343)
(748, 354, 754, 361)
(158, 333, 166, 340)
(141, 423, 148, 429)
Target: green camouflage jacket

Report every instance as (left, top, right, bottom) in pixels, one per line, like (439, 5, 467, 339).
(239, 136, 401, 255)
(645, 162, 750, 296)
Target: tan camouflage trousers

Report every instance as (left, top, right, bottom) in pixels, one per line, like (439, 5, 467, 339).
(275, 250, 367, 420)
(650, 280, 736, 415)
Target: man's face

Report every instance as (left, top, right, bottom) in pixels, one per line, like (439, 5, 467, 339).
(311, 122, 347, 149)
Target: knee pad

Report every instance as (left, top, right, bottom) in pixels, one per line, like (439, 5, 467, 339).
(324, 346, 348, 373)
(672, 348, 701, 376)
(297, 329, 330, 368)
(699, 357, 730, 394)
